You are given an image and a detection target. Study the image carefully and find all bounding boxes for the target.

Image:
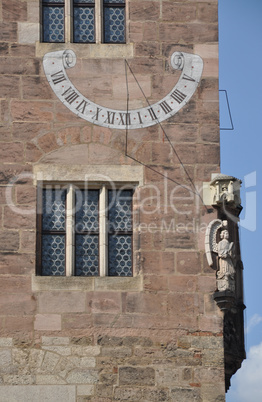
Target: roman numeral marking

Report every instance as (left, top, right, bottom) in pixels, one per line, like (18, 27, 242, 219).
(159, 100, 173, 114)
(170, 89, 187, 104)
(62, 87, 79, 104)
(182, 74, 196, 82)
(119, 112, 131, 126)
(76, 99, 88, 114)
(94, 107, 102, 120)
(137, 111, 143, 124)
(51, 70, 67, 85)
(104, 111, 116, 125)
(148, 107, 157, 121)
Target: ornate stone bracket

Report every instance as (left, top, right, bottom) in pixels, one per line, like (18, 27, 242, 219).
(203, 174, 242, 209)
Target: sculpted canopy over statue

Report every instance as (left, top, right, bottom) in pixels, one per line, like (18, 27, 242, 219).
(205, 220, 236, 292)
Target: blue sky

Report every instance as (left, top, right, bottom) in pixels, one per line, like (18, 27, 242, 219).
(219, 0, 262, 400)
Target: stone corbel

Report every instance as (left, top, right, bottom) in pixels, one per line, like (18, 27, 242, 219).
(203, 174, 242, 208)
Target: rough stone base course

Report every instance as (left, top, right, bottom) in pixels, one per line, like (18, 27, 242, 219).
(0, 335, 225, 401)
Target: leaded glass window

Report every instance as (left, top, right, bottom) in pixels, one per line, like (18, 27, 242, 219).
(41, 188, 66, 275)
(73, 0, 95, 43)
(75, 189, 99, 276)
(42, 0, 65, 43)
(103, 0, 125, 44)
(37, 185, 133, 277)
(41, 0, 126, 44)
(108, 189, 132, 276)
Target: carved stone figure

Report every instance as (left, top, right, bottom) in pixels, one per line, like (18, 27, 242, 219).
(217, 230, 235, 292)
(205, 220, 236, 292)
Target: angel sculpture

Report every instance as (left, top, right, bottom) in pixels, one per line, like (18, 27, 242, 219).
(205, 220, 235, 292)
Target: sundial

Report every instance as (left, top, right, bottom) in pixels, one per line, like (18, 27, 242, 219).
(43, 49, 203, 129)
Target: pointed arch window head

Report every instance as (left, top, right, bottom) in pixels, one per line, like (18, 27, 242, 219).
(42, 0, 126, 44)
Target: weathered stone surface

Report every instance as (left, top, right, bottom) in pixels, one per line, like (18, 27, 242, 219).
(2, 0, 27, 21)
(0, 385, 75, 402)
(170, 387, 202, 402)
(159, 23, 218, 43)
(86, 291, 122, 314)
(77, 385, 94, 396)
(113, 387, 143, 401)
(140, 251, 175, 275)
(22, 76, 54, 100)
(0, 231, 19, 251)
(101, 347, 132, 359)
(0, 294, 36, 315)
(3, 315, 34, 334)
(130, 2, 160, 21)
(177, 251, 201, 274)
(143, 387, 170, 401)
(198, 3, 218, 23)
(12, 122, 52, 141)
(25, 142, 44, 163)
(62, 314, 93, 330)
(162, 3, 197, 21)
(0, 76, 20, 98)
(0, 338, 12, 347)
(0, 253, 34, 275)
(0, 142, 24, 163)
(0, 350, 12, 370)
(34, 314, 62, 331)
(42, 336, 70, 346)
(0, 22, 17, 41)
(10, 44, 35, 58)
(119, 367, 155, 386)
(0, 43, 9, 55)
(16, 185, 36, 205)
(11, 101, 53, 122)
(38, 292, 86, 314)
(3, 205, 35, 230)
(124, 292, 167, 315)
(66, 369, 99, 384)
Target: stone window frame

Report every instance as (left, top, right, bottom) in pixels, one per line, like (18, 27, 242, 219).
(41, 0, 127, 45)
(32, 164, 143, 291)
(36, 182, 134, 277)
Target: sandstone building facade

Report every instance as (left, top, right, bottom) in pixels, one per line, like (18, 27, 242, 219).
(0, 0, 245, 400)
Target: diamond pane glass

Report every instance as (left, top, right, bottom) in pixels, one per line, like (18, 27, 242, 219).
(104, 0, 125, 3)
(104, 0, 125, 4)
(42, 189, 66, 231)
(43, 6, 64, 43)
(108, 235, 132, 276)
(43, 0, 64, 3)
(42, 234, 65, 276)
(104, 7, 125, 43)
(108, 190, 132, 232)
(75, 190, 99, 232)
(75, 235, 99, 276)
(74, 0, 94, 3)
(74, 7, 95, 43)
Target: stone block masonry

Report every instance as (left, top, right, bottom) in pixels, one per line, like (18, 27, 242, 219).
(0, 335, 225, 401)
(0, 0, 229, 399)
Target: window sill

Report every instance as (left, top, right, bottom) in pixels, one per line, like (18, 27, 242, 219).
(35, 42, 134, 59)
(32, 274, 143, 292)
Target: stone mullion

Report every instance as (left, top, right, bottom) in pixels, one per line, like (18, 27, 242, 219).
(99, 185, 108, 276)
(66, 184, 75, 276)
(95, 0, 102, 43)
